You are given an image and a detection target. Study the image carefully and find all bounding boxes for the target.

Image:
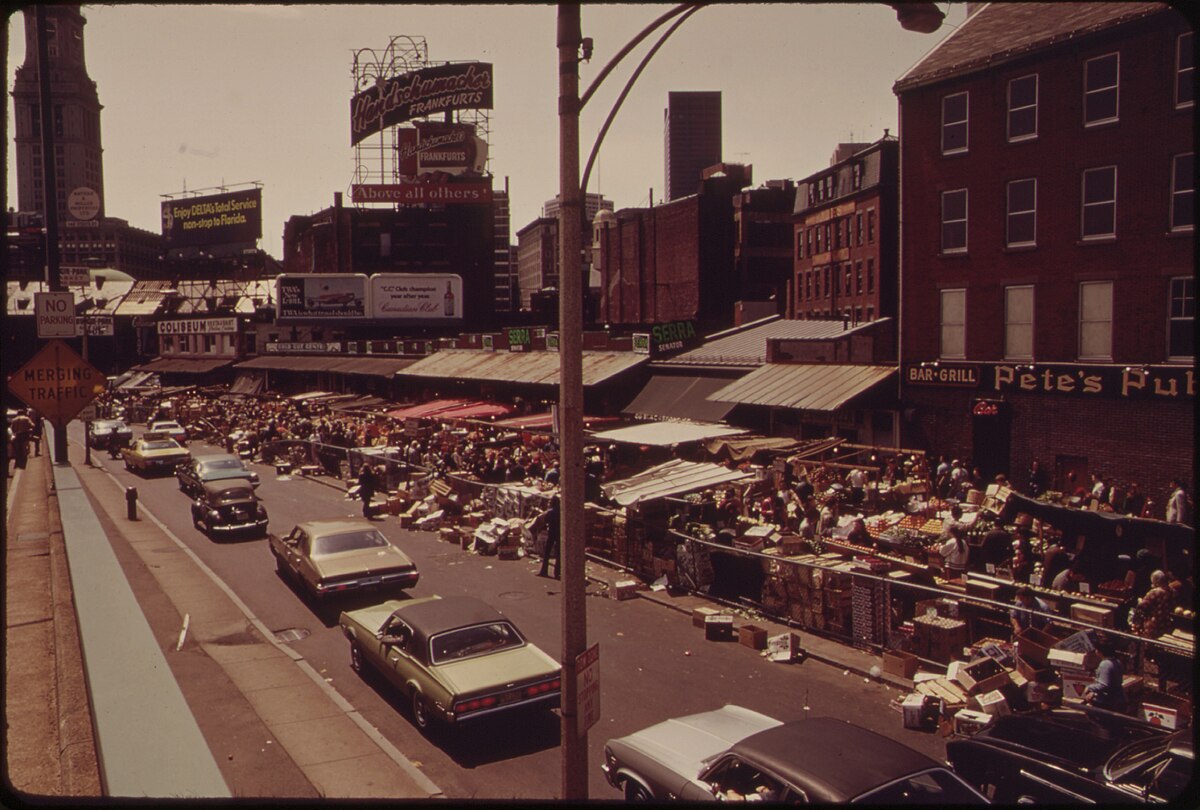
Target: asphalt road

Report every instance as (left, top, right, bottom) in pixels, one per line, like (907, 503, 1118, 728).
(77, 426, 950, 800)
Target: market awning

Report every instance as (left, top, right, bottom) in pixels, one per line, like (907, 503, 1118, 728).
(704, 436, 803, 462)
(434, 401, 516, 420)
(131, 357, 234, 374)
(621, 375, 737, 422)
(116, 371, 155, 390)
(709, 364, 896, 411)
(590, 421, 748, 447)
(396, 349, 647, 387)
(234, 355, 414, 376)
(490, 412, 619, 430)
(386, 399, 472, 419)
(328, 395, 390, 412)
(237, 356, 345, 372)
(330, 357, 418, 377)
(997, 491, 1195, 547)
(601, 459, 752, 507)
(228, 374, 265, 396)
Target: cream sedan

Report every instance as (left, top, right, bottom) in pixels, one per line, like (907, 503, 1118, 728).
(269, 519, 419, 602)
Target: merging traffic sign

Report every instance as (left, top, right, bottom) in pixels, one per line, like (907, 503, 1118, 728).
(6, 340, 107, 427)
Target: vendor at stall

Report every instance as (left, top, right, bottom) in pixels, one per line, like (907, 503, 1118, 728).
(939, 525, 970, 578)
(846, 517, 872, 548)
(1081, 635, 1128, 713)
(1130, 570, 1176, 639)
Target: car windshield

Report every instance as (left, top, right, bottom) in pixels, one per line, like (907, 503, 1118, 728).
(214, 489, 254, 504)
(144, 440, 181, 450)
(202, 458, 244, 470)
(96, 421, 126, 431)
(1105, 732, 1178, 780)
(429, 621, 524, 664)
(153, 422, 182, 430)
(311, 529, 389, 556)
(854, 768, 986, 804)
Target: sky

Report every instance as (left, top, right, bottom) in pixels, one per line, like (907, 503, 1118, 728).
(6, 3, 968, 259)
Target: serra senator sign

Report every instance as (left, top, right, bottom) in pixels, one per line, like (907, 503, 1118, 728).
(6, 340, 106, 426)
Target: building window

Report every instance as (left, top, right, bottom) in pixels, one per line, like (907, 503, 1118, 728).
(942, 91, 968, 154)
(1006, 178, 1037, 247)
(1084, 52, 1119, 126)
(806, 227, 813, 256)
(1004, 285, 1035, 360)
(1168, 277, 1194, 360)
(855, 261, 863, 295)
(834, 266, 841, 295)
(1079, 281, 1113, 360)
(823, 266, 831, 298)
(941, 189, 968, 253)
(856, 212, 863, 246)
(1177, 32, 1194, 109)
(805, 271, 812, 300)
(824, 223, 831, 250)
(867, 209, 875, 243)
(1081, 166, 1117, 239)
(940, 288, 966, 359)
(1171, 153, 1193, 231)
(867, 259, 875, 293)
(845, 265, 852, 295)
(1007, 74, 1038, 141)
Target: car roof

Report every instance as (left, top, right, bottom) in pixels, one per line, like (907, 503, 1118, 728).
(392, 595, 509, 637)
(201, 479, 255, 496)
(733, 718, 939, 801)
(196, 453, 241, 464)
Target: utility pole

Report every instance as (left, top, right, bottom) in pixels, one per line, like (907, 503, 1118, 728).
(556, 3, 588, 801)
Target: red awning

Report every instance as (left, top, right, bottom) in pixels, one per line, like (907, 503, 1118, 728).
(386, 398, 471, 419)
(492, 412, 620, 430)
(435, 401, 515, 420)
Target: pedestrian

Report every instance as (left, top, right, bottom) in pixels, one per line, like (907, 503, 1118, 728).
(1009, 586, 1052, 635)
(1082, 635, 1128, 713)
(939, 524, 969, 578)
(29, 410, 43, 457)
(1130, 570, 1175, 639)
(538, 496, 561, 579)
(845, 467, 866, 505)
(10, 409, 34, 470)
(1123, 482, 1147, 518)
(358, 463, 379, 519)
(1027, 459, 1047, 497)
(1165, 477, 1192, 526)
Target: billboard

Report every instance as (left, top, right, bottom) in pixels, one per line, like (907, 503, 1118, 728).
(370, 274, 463, 321)
(161, 188, 262, 248)
(397, 122, 488, 177)
(276, 274, 368, 321)
(350, 62, 493, 146)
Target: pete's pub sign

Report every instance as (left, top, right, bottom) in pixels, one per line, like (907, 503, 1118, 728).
(905, 362, 1194, 401)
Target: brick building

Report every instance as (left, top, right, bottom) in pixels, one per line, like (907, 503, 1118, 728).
(791, 136, 899, 324)
(893, 2, 1193, 505)
(515, 217, 559, 310)
(733, 179, 796, 316)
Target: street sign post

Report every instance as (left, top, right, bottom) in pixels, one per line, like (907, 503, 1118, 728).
(35, 291, 77, 338)
(576, 642, 600, 737)
(6, 339, 107, 429)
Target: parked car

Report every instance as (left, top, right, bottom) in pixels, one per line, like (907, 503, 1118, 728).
(269, 519, 419, 601)
(176, 453, 259, 497)
(602, 706, 988, 803)
(148, 419, 188, 444)
(339, 595, 561, 733)
(190, 480, 269, 539)
(87, 419, 133, 449)
(946, 705, 1193, 804)
(121, 436, 191, 475)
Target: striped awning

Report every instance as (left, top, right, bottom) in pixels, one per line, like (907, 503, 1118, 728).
(601, 459, 752, 507)
(709, 364, 896, 411)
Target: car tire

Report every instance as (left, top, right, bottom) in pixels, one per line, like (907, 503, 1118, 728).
(624, 780, 652, 801)
(411, 690, 432, 732)
(349, 642, 364, 674)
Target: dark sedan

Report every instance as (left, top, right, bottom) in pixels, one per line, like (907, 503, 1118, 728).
(190, 480, 269, 539)
(602, 706, 987, 802)
(176, 453, 259, 497)
(946, 706, 1193, 804)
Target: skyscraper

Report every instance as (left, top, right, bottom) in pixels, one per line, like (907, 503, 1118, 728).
(11, 5, 106, 223)
(663, 91, 721, 202)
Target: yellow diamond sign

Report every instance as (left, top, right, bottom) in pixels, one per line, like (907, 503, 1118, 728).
(6, 340, 107, 427)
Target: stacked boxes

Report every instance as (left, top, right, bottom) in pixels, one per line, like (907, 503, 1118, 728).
(852, 577, 889, 649)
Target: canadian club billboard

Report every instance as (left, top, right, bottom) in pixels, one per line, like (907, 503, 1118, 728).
(369, 274, 462, 322)
(161, 188, 262, 248)
(350, 62, 493, 147)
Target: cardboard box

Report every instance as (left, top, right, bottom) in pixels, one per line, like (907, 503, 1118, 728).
(738, 624, 768, 650)
(882, 649, 920, 679)
(611, 580, 640, 601)
(705, 614, 735, 641)
(902, 694, 940, 730)
(1047, 648, 1101, 672)
(1060, 668, 1091, 702)
(1141, 695, 1192, 730)
(952, 709, 994, 736)
(953, 657, 1010, 695)
(766, 632, 802, 662)
(1069, 602, 1115, 628)
(1015, 627, 1059, 668)
(693, 606, 722, 628)
(975, 689, 1011, 717)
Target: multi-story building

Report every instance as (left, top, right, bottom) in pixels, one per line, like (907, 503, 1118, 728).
(542, 192, 614, 224)
(894, 2, 1193, 502)
(492, 185, 515, 313)
(515, 217, 559, 310)
(664, 91, 722, 202)
(594, 164, 750, 332)
(732, 179, 795, 317)
(792, 136, 899, 325)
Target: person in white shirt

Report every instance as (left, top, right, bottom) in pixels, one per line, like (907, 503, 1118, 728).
(939, 525, 970, 578)
(1090, 473, 1108, 503)
(1166, 478, 1191, 525)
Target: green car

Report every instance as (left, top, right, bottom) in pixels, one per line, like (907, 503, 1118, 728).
(339, 595, 561, 733)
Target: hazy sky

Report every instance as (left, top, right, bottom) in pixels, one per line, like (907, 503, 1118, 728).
(6, 3, 968, 259)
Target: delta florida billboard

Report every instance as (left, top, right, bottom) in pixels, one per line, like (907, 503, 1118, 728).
(161, 188, 262, 248)
(350, 62, 493, 147)
(276, 274, 462, 323)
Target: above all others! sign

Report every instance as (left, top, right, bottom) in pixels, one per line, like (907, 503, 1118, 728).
(369, 274, 462, 320)
(351, 182, 492, 205)
(161, 188, 263, 248)
(350, 62, 493, 146)
(904, 362, 1195, 400)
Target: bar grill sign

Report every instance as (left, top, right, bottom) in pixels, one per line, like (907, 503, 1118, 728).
(35, 292, 76, 338)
